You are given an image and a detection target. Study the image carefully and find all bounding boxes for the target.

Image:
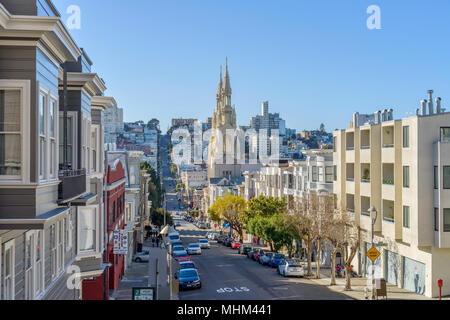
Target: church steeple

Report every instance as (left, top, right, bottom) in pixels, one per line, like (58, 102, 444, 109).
(223, 57, 232, 105)
(216, 65, 223, 105)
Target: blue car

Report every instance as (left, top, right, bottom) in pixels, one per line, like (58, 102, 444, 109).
(176, 268, 202, 290)
(269, 254, 286, 268)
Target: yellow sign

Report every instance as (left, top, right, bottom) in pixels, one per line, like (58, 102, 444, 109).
(366, 246, 381, 263)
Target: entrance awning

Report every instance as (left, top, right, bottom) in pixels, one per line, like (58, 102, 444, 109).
(160, 225, 169, 235)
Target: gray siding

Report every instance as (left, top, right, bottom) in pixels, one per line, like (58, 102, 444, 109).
(0, 0, 37, 15)
(0, 188, 36, 219)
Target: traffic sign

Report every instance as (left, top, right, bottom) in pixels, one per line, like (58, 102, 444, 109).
(366, 246, 381, 262)
(132, 287, 155, 300)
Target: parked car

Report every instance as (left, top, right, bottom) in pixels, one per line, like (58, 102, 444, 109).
(247, 248, 258, 259)
(187, 243, 202, 255)
(254, 249, 270, 263)
(278, 259, 305, 277)
(231, 241, 242, 249)
(240, 245, 252, 256)
(269, 253, 286, 268)
(171, 245, 185, 255)
(217, 235, 224, 244)
(166, 232, 181, 245)
(260, 252, 274, 266)
(173, 251, 190, 262)
(237, 244, 250, 254)
(198, 239, 210, 249)
(178, 261, 197, 270)
(198, 222, 206, 229)
(134, 251, 150, 263)
(225, 238, 233, 247)
(176, 268, 201, 290)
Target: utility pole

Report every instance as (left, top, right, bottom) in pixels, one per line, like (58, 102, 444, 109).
(155, 258, 159, 300)
(369, 206, 378, 300)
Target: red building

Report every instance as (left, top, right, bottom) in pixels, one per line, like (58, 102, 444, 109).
(82, 159, 126, 300)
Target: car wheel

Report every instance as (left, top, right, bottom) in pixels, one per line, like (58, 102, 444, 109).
(136, 258, 142, 263)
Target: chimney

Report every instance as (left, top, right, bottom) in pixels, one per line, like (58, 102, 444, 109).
(375, 110, 381, 124)
(382, 109, 388, 121)
(388, 109, 393, 120)
(436, 97, 442, 113)
(353, 112, 359, 128)
(421, 99, 427, 116)
(428, 90, 434, 115)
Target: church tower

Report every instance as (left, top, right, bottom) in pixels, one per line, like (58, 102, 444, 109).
(208, 58, 241, 179)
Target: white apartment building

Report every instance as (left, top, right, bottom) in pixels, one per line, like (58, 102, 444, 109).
(333, 91, 450, 298)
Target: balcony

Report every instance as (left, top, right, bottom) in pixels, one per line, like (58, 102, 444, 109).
(58, 169, 87, 203)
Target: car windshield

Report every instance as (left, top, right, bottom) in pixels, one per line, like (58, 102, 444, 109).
(180, 269, 198, 278)
(274, 254, 285, 259)
(173, 246, 184, 251)
(180, 263, 195, 269)
(169, 235, 180, 240)
(174, 252, 187, 257)
(142, 252, 149, 255)
(199, 240, 208, 243)
(189, 244, 200, 248)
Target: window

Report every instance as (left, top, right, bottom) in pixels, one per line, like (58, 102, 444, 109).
(50, 224, 57, 279)
(326, 166, 333, 183)
(38, 88, 58, 181)
(59, 114, 75, 168)
(35, 231, 43, 296)
(3, 239, 15, 300)
(109, 202, 114, 227)
(435, 166, 439, 189)
(126, 203, 132, 222)
(39, 93, 46, 179)
(333, 137, 337, 152)
(91, 128, 97, 172)
(79, 207, 97, 253)
(0, 89, 21, 177)
(435, 208, 439, 232)
(403, 166, 410, 188)
(318, 167, 324, 182)
(334, 165, 337, 181)
(49, 100, 57, 179)
(312, 166, 318, 182)
(403, 126, 410, 148)
(66, 210, 73, 251)
(25, 232, 35, 300)
(441, 127, 450, 143)
(444, 167, 450, 189)
(444, 209, 450, 232)
(57, 220, 64, 271)
(403, 206, 410, 228)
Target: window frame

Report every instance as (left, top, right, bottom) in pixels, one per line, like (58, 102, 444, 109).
(38, 84, 59, 183)
(441, 127, 450, 143)
(24, 231, 36, 300)
(3, 239, 15, 300)
(403, 125, 410, 148)
(444, 166, 450, 190)
(444, 209, 450, 232)
(0, 80, 30, 183)
(325, 166, 333, 183)
(403, 166, 410, 188)
(312, 166, 318, 182)
(78, 206, 98, 255)
(34, 230, 44, 298)
(435, 208, 439, 232)
(434, 166, 439, 189)
(59, 111, 78, 170)
(403, 206, 410, 229)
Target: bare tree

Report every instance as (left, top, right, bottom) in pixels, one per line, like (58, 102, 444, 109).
(339, 213, 361, 290)
(326, 209, 347, 286)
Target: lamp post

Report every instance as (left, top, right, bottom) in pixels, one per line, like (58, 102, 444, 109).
(369, 206, 378, 300)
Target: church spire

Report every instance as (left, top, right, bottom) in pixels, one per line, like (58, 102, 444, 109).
(223, 57, 232, 104)
(216, 65, 223, 103)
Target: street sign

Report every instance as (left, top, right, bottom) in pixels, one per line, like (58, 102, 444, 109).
(132, 287, 155, 300)
(113, 230, 128, 255)
(366, 246, 381, 262)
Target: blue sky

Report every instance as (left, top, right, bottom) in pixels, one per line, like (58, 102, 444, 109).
(53, 0, 450, 133)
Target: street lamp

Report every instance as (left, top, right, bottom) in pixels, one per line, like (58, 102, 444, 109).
(369, 206, 378, 300)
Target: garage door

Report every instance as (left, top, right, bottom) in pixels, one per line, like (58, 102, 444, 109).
(385, 250, 399, 285)
(364, 242, 382, 278)
(403, 257, 425, 295)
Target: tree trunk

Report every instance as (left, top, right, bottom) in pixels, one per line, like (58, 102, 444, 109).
(306, 240, 313, 276)
(316, 240, 321, 279)
(344, 264, 352, 290)
(330, 246, 338, 286)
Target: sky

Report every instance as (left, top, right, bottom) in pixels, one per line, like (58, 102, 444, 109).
(52, 0, 450, 133)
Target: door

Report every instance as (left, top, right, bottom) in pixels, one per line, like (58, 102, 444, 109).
(403, 257, 425, 295)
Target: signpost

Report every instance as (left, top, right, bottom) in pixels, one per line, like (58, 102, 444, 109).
(366, 246, 381, 263)
(132, 287, 155, 300)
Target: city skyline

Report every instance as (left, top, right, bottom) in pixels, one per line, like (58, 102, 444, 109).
(52, 0, 450, 132)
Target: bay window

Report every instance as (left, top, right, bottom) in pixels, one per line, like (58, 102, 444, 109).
(79, 206, 97, 254)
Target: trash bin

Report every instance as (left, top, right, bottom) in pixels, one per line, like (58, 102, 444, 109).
(376, 278, 387, 300)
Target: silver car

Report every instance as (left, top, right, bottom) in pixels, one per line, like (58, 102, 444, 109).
(134, 251, 150, 263)
(278, 259, 305, 277)
(187, 243, 202, 255)
(198, 239, 210, 249)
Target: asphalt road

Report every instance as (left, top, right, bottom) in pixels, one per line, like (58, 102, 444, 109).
(161, 135, 352, 300)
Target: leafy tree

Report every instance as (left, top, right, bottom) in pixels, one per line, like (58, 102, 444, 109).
(209, 194, 247, 242)
(151, 208, 173, 227)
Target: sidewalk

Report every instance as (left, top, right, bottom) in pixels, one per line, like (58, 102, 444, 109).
(110, 239, 177, 300)
(306, 265, 448, 300)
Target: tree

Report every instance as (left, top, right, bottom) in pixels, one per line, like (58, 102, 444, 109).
(151, 208, 173, 227)
(209, 194, 247, 242)
(339, 212, 361, 290)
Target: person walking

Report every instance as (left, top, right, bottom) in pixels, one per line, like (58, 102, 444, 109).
(152, 237, 155, 248)
(156, 237, 160, 249)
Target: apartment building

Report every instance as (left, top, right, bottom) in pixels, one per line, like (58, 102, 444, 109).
(333, 91, 450, 298)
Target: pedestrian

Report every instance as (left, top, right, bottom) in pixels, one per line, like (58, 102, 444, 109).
(336, 264, 342, 277)
(152, 237, 155, 248)
(156, 237, 160, 248)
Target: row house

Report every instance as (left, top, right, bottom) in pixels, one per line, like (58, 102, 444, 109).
(0, 0, 117, 300)
(333, 90, 450, 298)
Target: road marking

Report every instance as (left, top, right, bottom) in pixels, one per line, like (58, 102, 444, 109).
(272, 287, 289, 291)
(217, 287, 251, 294)
(180, 235, 205, 238)
(215, 264, 233, 267)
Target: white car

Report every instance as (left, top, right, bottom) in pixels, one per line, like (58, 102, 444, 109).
(187, 243, 202, 255)
(278, 259, 305, 277)
(198, 239, 210, 249)
(134, 251, 150, 263)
